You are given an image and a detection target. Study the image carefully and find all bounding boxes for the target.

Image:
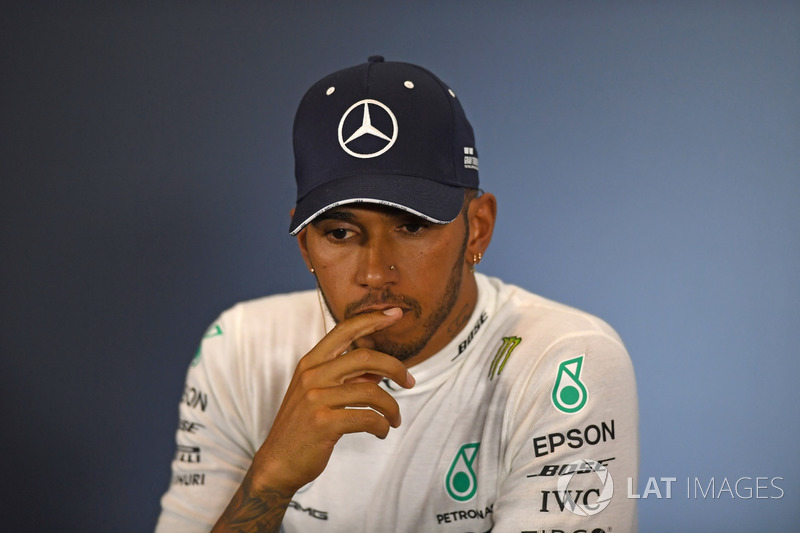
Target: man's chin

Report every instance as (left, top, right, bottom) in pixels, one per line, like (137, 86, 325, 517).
(369, 335, 427, 362)
(355, 325, 405, 349)
(355, 331, 401, 352)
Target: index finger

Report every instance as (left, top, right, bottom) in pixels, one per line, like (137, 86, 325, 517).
(304, 307, 404, 366)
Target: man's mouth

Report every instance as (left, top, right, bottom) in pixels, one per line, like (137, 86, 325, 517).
(351, 305, 408, 317)
(344, 290, 423, 320)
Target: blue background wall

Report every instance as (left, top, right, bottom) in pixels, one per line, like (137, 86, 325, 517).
(2, 2, 798, 531)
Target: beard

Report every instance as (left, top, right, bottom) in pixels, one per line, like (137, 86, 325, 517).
(319, 242, 467, 362)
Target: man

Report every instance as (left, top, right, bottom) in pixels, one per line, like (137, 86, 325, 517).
(156, 56, 638, 532)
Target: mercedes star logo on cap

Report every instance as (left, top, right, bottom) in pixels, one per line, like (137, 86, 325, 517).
(337, 99, 398, 159)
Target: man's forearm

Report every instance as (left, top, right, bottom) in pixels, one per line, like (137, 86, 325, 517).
(212, 472, 292, 533)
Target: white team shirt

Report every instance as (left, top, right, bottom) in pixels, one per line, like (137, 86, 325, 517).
(156, 274, 638, 532)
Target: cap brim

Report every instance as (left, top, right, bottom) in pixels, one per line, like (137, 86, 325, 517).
(289, 175, 465, 235)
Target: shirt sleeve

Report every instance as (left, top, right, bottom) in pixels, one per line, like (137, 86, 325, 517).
(155, 306, 258, 532)
(491, 329, 639, 533)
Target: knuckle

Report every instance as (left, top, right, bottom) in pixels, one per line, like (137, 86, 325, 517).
(363, 382, 381, 399)
(309, 408, 330, 430)
(295, 356, 311, 371)
(349, 348, 372, 364)
(344, 408, 365, 425)
(349, 408, 381, 427)
(330, 321, 350, 337)
(297, 367, 319, 390)
(304, 387, 323, 404)
(351, 382, 380, 402)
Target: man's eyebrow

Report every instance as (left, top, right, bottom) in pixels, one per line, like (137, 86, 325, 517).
(312, 210, 357, 224)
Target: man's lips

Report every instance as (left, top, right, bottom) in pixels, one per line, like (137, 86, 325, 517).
(344, 292, 422, 320)
(348, 305, 409, 318)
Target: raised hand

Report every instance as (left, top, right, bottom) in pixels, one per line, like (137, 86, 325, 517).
(213, 307, 415, 532)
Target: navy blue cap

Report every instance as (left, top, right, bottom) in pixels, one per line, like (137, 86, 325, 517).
(289, 56, 479, 235)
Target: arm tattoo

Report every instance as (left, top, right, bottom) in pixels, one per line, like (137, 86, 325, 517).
(213, 473, 292, 533)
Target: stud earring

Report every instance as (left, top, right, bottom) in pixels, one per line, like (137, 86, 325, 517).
(470, 252, 483, 273)
(389, 265, 396, 270)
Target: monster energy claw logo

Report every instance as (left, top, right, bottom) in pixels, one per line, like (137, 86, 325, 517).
(551, 355, 588, 413)
(446, 443, 480, 501)
(488, 336, 521, 380)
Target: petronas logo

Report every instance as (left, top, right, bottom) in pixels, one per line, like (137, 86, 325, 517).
(191, 324, 223, 367)
(551, 355, 588, 413)
(488, 336, 521, 380)
(446, 443, 480, 502)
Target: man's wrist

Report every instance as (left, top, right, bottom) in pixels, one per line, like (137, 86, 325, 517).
(212, 470, 293, 533)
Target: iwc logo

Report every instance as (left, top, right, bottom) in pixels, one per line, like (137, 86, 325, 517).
(338, 99, 398, 158)
(555, 459, 614, 516)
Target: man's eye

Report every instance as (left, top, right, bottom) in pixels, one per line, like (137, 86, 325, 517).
(328, 228, 352, 240)
(402, 223, 426, 234)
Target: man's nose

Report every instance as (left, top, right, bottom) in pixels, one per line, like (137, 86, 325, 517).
(354, 237, 399, 289)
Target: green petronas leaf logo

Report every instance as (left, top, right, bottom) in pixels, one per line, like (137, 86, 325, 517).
(446, 443, 480, 502)
(551, 355, 588, 413)
(191, 344, 203, 367)
(191, 324, 223, 367)
(203, 324, 223, 339)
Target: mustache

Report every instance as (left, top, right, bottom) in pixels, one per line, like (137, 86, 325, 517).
(344, 289, 422, 320)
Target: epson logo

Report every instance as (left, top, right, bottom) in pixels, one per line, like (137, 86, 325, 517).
(182, 385, 208, 411)
(532, 420, 615, 458)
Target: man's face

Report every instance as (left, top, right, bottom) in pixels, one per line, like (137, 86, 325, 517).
(299, 202, 474, 366)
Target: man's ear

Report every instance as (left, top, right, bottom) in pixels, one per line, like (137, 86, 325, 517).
(291, 208, 314, 272)
(466, 192, 497, 263)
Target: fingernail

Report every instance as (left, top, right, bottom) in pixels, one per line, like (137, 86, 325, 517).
(406, 370, 416, 387)
(383, 307, 402, 317)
